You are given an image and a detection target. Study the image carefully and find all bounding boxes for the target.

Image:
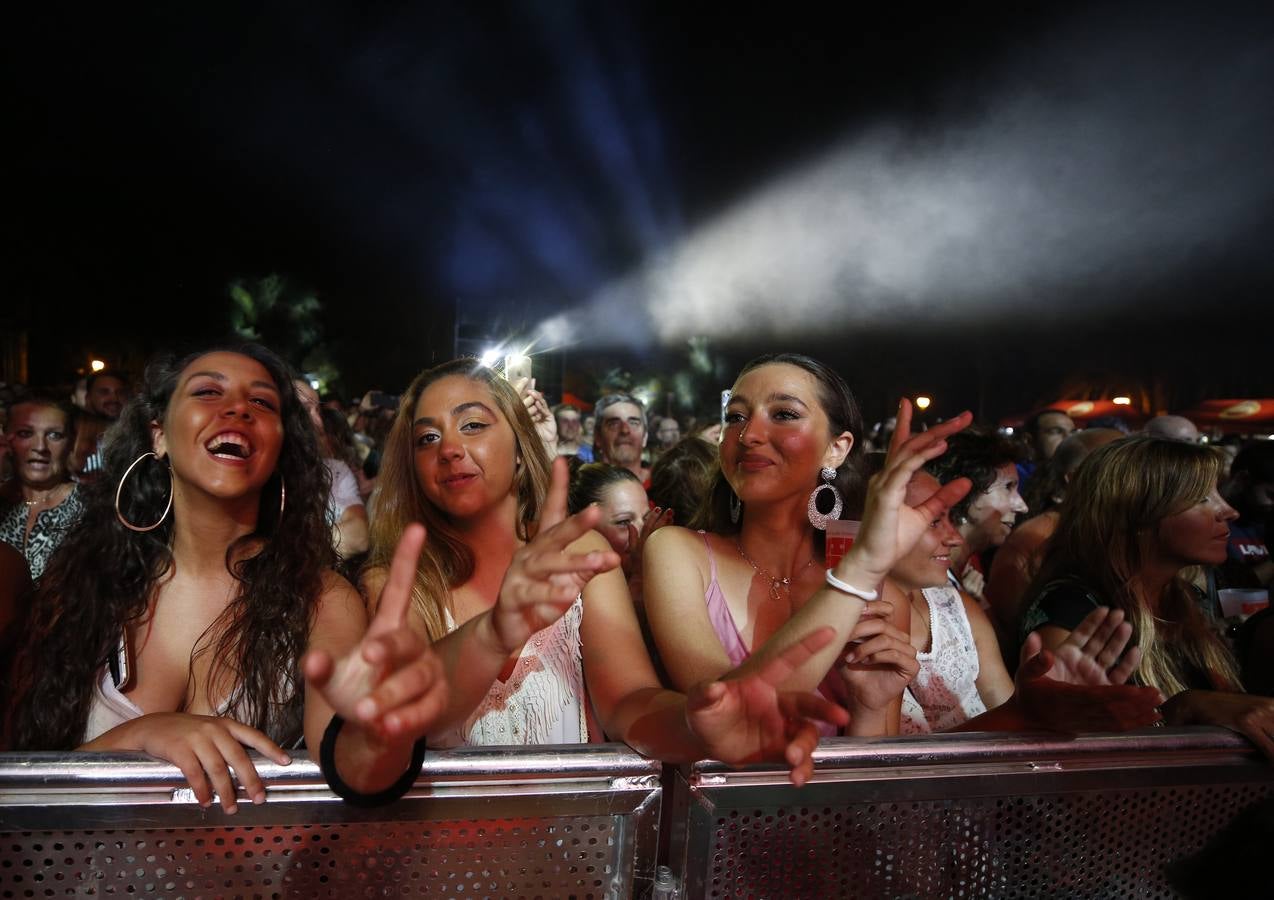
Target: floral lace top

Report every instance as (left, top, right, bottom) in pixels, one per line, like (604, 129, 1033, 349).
(901, 585, 987, 733)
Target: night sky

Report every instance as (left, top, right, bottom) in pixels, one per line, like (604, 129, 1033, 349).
(8, 1, 1274, 422)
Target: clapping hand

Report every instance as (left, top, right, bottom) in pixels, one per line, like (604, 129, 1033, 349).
(303, 524, 448, 743)
(686, 627, 851, 786)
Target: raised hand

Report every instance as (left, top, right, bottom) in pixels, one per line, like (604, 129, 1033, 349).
(490, 456, 622, 653)
(1012, 607, 1164, 733)
(686, 627, 851, 786)
(81, 713, 290, 814)
(1022, 606, 1142, 687)
(303, 523, 448, 742)
(513, 377, 557, 454)
(623, 505, 674, 581)
(840, 399, 973, 584)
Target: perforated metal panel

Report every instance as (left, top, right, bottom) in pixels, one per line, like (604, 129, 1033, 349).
(673, 729, 1274, 900)
(1, 818, 626, 898)
(694, 784, 1274, 899)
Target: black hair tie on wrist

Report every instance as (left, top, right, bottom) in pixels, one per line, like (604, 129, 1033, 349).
(318, 714, 428, 808)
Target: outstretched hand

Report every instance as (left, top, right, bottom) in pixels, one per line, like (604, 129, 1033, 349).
(686, 627, 851, 786)
(841, 399, 973, 585)
(492, 456, 622, 653)
(1013, 607, 1164, 732)
(303, 523, 448, 743)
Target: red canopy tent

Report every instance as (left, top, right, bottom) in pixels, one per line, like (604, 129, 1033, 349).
(1175, 399, 1274, 434)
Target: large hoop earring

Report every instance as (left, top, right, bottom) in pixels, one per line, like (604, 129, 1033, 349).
(807, 466, 843, 531)
(115, 451, 174, 533)
(277, 476, 287, 521)
(729, 490, 742, 524)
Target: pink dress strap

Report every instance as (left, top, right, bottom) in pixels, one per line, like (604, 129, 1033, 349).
(701, 531, 751, 668)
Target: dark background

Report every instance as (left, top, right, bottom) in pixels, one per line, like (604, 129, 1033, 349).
(7, 1, 1273, 424)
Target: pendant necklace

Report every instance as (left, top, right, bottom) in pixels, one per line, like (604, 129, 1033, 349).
(735, 540, 813, 601)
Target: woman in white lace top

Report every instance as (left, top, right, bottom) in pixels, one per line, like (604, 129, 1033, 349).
(360, 358, 850, 783)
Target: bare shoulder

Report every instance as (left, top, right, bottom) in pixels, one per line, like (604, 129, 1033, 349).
(317, 569, 366, 617)
(644, 523, 709, 560)
(566, 528, 612, 556)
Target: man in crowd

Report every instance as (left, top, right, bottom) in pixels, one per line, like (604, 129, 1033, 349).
(1145, 414, 1201, 443)
(552, 402, 592, 461)
(85, 371, 129, 421)
(594, 393, 650, 484)
(1017, 409, 1076, 488)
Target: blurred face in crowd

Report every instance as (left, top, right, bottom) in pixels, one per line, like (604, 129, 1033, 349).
(594, 479, 650, 556)
(153, 352, 284, 505)
(596, 401, 646, 467)
(1034, 412, 1076, 461)
(411, 375, 519, 522)
(582, 415, 595, 441)
(655, 417, 681, 449)
(959, 463, 1028, 553)
(721, 363, 850, 506)
(1154, 488, 1238, 568)
(555, 408, 582, 442)
(6, 402, 73, 490)
(892, 472, 964, 589)
(88, 374, 129, 420)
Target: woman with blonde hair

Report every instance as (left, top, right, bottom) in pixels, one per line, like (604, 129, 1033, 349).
(362, 358, 847, 781)
(1022, 435, 1274, 755)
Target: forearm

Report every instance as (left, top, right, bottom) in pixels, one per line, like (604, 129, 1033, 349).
(331, 719, 416, 794)
(734, 560, 872, 691)
(602, 686, 705, 763)
(425, 611, 519, 735)
(949, 696, 1032, 733)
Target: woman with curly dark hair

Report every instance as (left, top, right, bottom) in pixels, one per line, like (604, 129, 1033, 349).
(6, 344, 448, 811)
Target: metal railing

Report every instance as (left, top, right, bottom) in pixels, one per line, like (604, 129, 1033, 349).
(0, 742, 662, 898)
(666, 728, 1274, 899)
(3, 729, 1272, 898)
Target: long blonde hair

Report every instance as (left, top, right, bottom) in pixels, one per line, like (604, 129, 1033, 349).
(1029, 435, 1241, 696)
(367, 359, 553, 640)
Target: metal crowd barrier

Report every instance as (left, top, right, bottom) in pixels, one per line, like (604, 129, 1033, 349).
(0, 743, 663, 898)
(665, 728, 1274, 900)
(3, 730, 1272, 899)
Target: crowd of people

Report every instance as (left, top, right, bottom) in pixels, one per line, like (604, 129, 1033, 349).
(0, 343, 1271, 809)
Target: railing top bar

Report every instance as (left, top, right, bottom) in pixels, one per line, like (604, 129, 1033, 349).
(0, 742, 660, 791)
(691, 727, 1259, 775)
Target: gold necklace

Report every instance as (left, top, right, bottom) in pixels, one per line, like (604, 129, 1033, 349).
(735, 540, 813, 601)
(23, 487, 62, 508)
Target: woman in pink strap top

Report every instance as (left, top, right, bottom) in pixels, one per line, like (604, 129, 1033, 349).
(646, 353, 946, 737)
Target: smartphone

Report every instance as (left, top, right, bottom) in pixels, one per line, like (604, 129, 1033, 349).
(720, 389, 732, 426)
(505, 354, 532, 383)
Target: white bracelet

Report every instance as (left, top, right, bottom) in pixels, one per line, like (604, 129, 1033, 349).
(825, 569, 879, 602)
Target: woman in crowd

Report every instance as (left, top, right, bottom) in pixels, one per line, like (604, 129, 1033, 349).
(568, 462, 672, 607)
(644, 354, 957, 735)
(0, 395, 84, 580)
(886, 467, 1162, 733)
(649, 435, 718, 529)
(924, 429, 1028, 608)
(984, 428, 1122, 656)
(6, 344, 452, 810)
(1022, 435, 1274, 756)
(362, 358, 847, 781)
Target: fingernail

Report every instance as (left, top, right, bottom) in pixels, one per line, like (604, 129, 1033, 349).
(226, 803, 238, 814)
(356, 698, 377, 720)
(279, 754, 292, 765)
(253, 792, 265, 805)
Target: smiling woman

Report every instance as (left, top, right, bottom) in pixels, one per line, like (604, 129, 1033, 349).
(5, 343, 451, 810)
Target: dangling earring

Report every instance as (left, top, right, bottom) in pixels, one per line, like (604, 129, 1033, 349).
(115, 451, 174, 533)
(729, 491, 742, 524)
(807, 466, 843, 531)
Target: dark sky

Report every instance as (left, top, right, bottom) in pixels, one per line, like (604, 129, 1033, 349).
(8, 1, 1274, 420)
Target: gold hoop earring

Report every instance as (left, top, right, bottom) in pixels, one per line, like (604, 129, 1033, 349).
(115, 451, 174, 533)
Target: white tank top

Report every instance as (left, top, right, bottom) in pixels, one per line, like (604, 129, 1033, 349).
(433, 596, 589, 747)
(901, 585, 988, 733)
